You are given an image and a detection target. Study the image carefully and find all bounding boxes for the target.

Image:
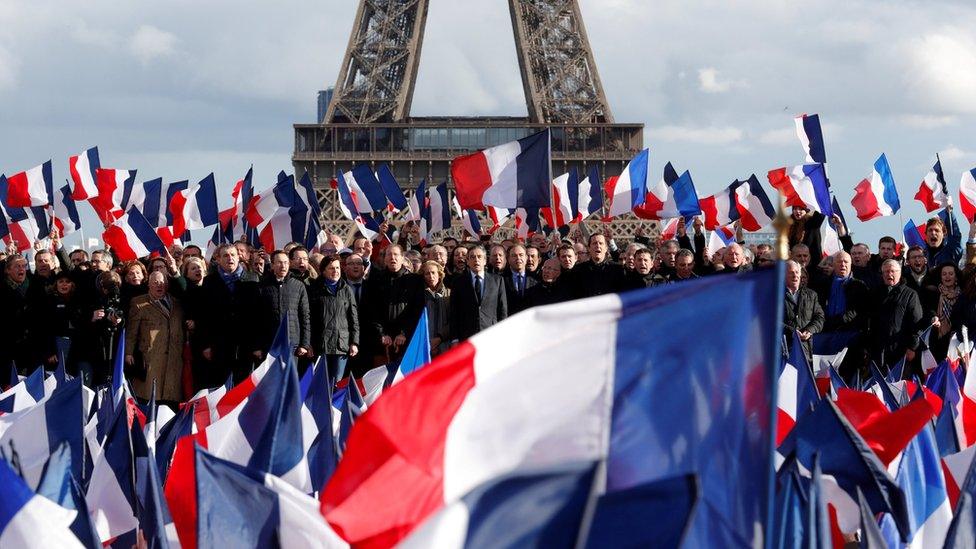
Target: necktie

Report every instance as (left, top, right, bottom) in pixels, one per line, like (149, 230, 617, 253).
(474, 276, 483, 303)
(351, 283, 361, 301)
(517, 273, 524, 296)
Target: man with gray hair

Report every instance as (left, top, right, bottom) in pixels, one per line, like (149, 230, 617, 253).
(869, 258, 924, 371)
(810, 250, 870, 378)
(783, 260, 824, 362)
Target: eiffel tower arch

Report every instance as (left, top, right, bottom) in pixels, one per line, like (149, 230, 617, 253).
(293, 0, 647, 240)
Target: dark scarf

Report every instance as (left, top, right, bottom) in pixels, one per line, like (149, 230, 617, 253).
(826, 275, 849, 317)
(324, 279, 339, 294)
(219, 265, 245, 291)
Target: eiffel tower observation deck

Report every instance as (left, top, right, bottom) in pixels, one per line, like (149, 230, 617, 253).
(293, 0, 645, 236)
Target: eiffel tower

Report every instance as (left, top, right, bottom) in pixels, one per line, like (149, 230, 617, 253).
(293, 0, 645, 238)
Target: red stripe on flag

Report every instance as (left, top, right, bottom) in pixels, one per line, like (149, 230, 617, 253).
(102, 224, 139, 261)
(5, 172, 31, 208)
(170, 190, 189, 236)
(766, 168, 804, 208)
(69, 156, 88, 200)
(451, 152, 492, 210)
(321, 342, 478, 547)
(915, 181, 940, 213)
(699, 196, 719, 230)
(851, 178, 883, 221)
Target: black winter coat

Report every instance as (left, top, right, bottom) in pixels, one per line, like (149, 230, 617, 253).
(570, 260, 629, 299)
(197, 269, 260, 363)
(367, 267, 424, 340)
(257, 276, 311, 353)
(0, 279, 48, 372)
(811, 276, 871, 332)
(310, 279, 359, 355)
(783, 287, 825, 360)
(868, 284, 924, 365)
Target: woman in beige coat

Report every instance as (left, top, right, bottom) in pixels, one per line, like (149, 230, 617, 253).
(125, 271, 185, 403)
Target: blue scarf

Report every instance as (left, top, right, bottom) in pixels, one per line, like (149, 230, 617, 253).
(219, 265, 245, 291)
(325, 279, 339, 294)
(826, 275, 849, 317)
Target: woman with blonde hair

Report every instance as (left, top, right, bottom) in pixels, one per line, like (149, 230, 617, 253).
(419, 260, 451, 355)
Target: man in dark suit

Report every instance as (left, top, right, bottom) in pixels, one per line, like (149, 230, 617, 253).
(450, 245, 507, 342)
(502, 244, 538, 315)
(810, 251, 870, 379)
(197, 243, 260, 387)
(783, 260, 824, 363)
(869, 259, 925, 371)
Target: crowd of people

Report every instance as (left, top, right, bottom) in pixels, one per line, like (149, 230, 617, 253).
(1, 204, 973, 405)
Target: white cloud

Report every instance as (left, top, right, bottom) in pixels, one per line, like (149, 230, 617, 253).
(649, 125, 743, 145)
(697, 67, 746, 93)
(757, 127, 796, 146)
(71, 20, 118, 49)
(130, 25, 178, 64)
(939, 145, 974, 162)
(906, 28, 976, 113)
(898, 114, 958, 129)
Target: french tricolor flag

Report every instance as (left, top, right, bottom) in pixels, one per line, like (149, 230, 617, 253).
(335, 169, 386, 241)
(141, 178, 188, 229)
(706, 224, 737, 259)
(170, 173, 219, 236)
(0, 457, 83, 548)
(541, 169, 577, 228)
(93, 168, 139, 221)
(574, 165, 603, 221)
(453, 197, 481, 239)
(699, 176, 774, 231)
(52, 184, 82, 236)
(5, 160, 54, 208)
(68, 146, 100, 201)
(342, 166, 389, 214)
(634, 162, 701, 220)
(767, 163, 833, 217)
(605, 148, 650, 217)
(102, 208, 166, 261)
(486, 205, 512, 234)
(915, 155, 951, 213)
(795, 113, 826, 164)
(903, 219, 927, 249)
(959, 167, 976, 222)
(851, 153, 900, 222)
(427, 183, 452, 234)
(452, 129, 552, 210)
(699, 182, 741, 230)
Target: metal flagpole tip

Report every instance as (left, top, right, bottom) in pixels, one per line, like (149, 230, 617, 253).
(771, 193, 792, 261)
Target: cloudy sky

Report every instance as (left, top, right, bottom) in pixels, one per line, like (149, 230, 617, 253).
(1, 0, 975, 246)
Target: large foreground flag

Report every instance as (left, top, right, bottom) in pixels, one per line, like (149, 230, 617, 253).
(605, 148, 650, 217)
(321, 267, 782, 547)
(915, 155, 951, 212)
(452, 129, 551, 210)
(0, 457, 83, 548)
(102, 208, 166, 261)
(68, 147, 100, 200)
(767, 163, 833, 217)
(5, 160, 54, 207)
(795, 113, 826, 164)
(851, 153, 900, 221)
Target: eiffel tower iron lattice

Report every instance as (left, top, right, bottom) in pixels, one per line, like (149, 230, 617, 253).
(295, 0, 646, 240)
